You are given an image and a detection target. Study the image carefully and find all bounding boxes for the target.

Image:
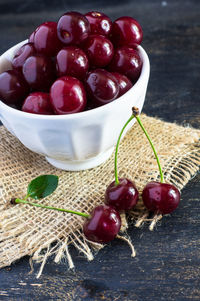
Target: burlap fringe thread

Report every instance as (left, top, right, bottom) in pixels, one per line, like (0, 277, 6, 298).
(0, 115, 200, 278)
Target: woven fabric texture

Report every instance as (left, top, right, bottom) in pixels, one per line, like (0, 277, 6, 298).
(0, 114, 200, 277)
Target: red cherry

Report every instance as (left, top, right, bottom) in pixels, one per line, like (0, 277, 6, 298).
(56, 46, 89, 80)
(85, 11, 112, 36)
(57, 11, 90, 45)
(111, 16, 143, 47)
(50, 76, 87, 114)
(12, 42, 35, 71)
(23, 54, 55, 91)
(105, 178, 139, 211)
(0, 70, 29, 105)
(85, 69, 119, 106)
(111, 72, 133, 97)
(142, 181, 181, 215)
(22, 92, 53, 115)
(108, 46, 142, 82)
(83, 205, 121, 243)
(82, 34, 114, 68)
(33, 22, 62, 57)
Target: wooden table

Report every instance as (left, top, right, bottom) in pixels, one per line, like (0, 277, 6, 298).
(0, 1, 200, 300)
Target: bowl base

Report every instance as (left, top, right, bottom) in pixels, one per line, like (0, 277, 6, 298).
(45, 147, 114, 171)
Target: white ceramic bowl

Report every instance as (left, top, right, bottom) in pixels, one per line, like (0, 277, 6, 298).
(0, 40, 150, 171)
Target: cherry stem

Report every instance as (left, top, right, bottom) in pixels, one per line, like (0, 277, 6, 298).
(132, 108, 164, 183)
(14, 198, 90, 219)
(115, 115, 134, 185)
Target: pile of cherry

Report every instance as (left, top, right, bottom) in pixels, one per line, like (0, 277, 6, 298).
(12, 108, 181, 244)
(0, 11, 143, 114)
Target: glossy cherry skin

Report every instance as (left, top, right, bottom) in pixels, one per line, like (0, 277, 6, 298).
(56, 46, 89, 80)
(105, 178, 139, 211)
(108, 46, 142, 82)
(57, 11, 90, 45)
(22, 92, 53, 115)
(111, 16, 143, 47)
(85, 69, 119, 106)
(12, 42, 35, 71)
(142, 181, 181, 215)
(85, 11, 112, 36)
(83, 205, 121, 243)
(82, 34, 114, 68)
(33, 21, 62, 57)
(111, 72, 133, 97)
(0, 70, 29, 105)
(23, 54, 55, 91)
(50, 76, 87, 114)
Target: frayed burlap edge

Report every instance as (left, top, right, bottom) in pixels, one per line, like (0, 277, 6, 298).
(0, 114, 200, 278)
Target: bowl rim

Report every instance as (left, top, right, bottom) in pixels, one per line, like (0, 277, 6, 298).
(0, 41, 150, 120)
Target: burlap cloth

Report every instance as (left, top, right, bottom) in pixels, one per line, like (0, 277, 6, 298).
(0, 114, 200, 277)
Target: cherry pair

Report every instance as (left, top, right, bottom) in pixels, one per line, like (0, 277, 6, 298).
(105, 107, 180, 214)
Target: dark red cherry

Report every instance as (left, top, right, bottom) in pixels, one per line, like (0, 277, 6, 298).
(82, 34, 114, 68)
(56, 46, 89, 80)
(22, 92, 53, 115)
(83, 205, 121, 243)
(57, 11, 90, 45)
(34, 22, 62, 57)
(108, 46, 142, 82)
(85, 69, 119, 106)
(12, 42, 35, 71)
(111, 72, 133, 97)
(29, 31, 35, 43)
(142, 181, 181, 215)
(111, 16, 143, 47)
(0, 70, 29, 105)
(105, 178, 139, 211)
(23, 54, 55, 91)
(85, 11, 112, 36)
(50, 76, 87, 114)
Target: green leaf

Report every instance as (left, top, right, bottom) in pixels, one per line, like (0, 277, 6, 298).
(27, 175, 59, 199)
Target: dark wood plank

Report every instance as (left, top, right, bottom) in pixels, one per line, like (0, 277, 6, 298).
(0, 0, 200, 300)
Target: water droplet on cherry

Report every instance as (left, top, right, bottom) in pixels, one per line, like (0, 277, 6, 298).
(105, 178, 139, 210)
(142, 181, 181, 215)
